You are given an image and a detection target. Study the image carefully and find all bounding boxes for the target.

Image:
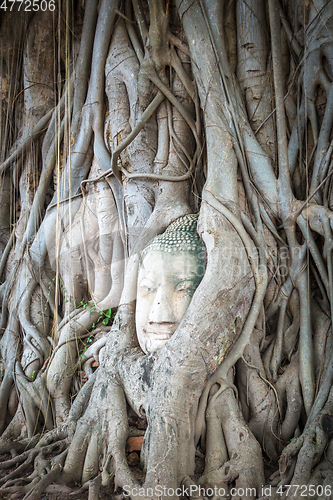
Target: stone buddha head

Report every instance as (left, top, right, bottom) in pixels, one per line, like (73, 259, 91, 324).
(136, 215, 206, 354)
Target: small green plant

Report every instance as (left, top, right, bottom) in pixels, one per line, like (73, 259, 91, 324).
(92, 308, 116, 329)
(76, 297, 88, 309)
(81, 335, 93, 358)
(100, 308, 112, 325)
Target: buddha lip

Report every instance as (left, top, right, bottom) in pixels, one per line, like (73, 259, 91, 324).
(147, 327, 174, 338)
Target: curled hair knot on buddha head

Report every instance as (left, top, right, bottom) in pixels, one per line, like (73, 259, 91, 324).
(141, 214, 206, 260)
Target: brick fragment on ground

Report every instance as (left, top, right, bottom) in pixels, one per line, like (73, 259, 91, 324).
(126, 436, 144, 452)
(137, 418, 147, 430)
(127, 452, 140, 467)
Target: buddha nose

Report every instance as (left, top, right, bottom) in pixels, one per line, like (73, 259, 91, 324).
(148, 286, 176, 324)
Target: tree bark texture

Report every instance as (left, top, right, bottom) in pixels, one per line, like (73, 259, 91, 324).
(1, 1, 333, 499)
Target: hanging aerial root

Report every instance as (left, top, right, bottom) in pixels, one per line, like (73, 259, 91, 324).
(0, 109, 54, 175)
(82, 91, 164, 185)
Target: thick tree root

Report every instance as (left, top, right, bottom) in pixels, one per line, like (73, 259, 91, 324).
(200, 383, 265, 500)
(276, 387, 333, 488)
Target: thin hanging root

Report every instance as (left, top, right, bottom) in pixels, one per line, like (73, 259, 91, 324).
(0, 230, 15, 281)
(297, 215, 329, 295)
(83, 91, 165, 185)
(125, 0, 143, 62)
(145, 65, 201, 148)
(296, 270, 315, 416)
(166, 100, 195, 172)
(170, 47, 195, 100)
(23, 103, 71, 245)
(270, 298, 288, 381)
(0, 109, 53, 175)
(70, 0, 99, 134)
(320, 212, 333, 320)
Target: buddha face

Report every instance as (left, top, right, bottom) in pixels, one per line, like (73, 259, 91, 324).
(136, 249, 203, 353)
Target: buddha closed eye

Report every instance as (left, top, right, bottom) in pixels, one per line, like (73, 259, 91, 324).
(136, 215, 206, 354)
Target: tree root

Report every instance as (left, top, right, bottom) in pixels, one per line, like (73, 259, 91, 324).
(200, 383, 265, 500)
(22, 463, 62, 500)
(0, 434, 69, 499)
(0, 434, 40, 457)
(277, 387, 333, 487)
(195, 190, 267, 445)
(0, 451, 37, 485)
(88, 473, 102, 500)
(237, 332, 280, 460)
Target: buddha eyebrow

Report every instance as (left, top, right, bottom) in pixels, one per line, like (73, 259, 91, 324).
(170, 273, 197, 285)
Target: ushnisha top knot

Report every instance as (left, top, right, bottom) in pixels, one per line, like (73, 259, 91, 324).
(141, 214, 205, 257)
